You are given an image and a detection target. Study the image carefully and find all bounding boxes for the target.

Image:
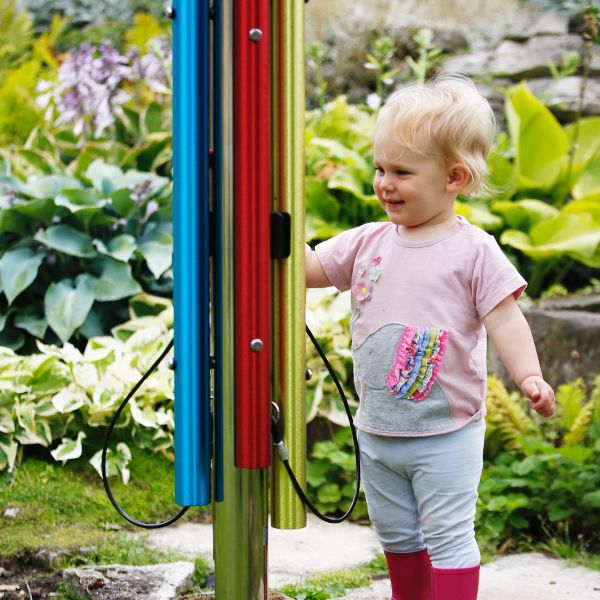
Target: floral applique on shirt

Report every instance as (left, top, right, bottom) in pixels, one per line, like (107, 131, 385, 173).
(354, 257, 382, 302)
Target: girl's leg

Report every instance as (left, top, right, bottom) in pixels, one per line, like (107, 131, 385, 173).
(410, 419, 486, 600)
(358, 430, 431, 600)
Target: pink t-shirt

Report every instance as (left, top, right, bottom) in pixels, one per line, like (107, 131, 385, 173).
(315, 215, 527, 437)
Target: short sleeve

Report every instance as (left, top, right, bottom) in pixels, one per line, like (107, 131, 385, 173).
(314, 224, 370, 292)
(471, 233, 527, 319)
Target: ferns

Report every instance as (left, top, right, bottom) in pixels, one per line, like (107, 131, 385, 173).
(485, 375, 600, 458)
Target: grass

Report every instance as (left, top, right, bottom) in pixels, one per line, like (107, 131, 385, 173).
(279, 555, 388, 599)
(0, 446, 210, 557)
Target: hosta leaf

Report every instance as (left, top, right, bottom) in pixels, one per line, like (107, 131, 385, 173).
(50, 431, 86, 464)
(505, 83, 568, 190)
(573, 150, 600, 199)
(0, 247, 45, 304)
(44, 275, 96, 342)
(86, 160, 124, 194)
(14, 306, 47, 338)
(93, 234, 136, 262)
(0, 407, 14, 433)
(500, 213, 600, 266)
(137, 222, 172, 278)
(10, 197, 58, 225)
(491, 199, 559, 230)
(0, 440, 18, 472)
(51, 385, 88, 413)
(317, 483, 342, 505)
(92, 257, 142, 301)
(582, 490, 600, 508)
(90, 442, 131, 484)
(20, 175, 83, 199)
(54, 189, 109, 224)
(35, 224, 97, 258)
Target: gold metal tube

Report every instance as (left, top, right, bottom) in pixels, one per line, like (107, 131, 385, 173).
(271, 0, 307, 530)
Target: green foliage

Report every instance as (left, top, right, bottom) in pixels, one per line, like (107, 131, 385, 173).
(280, 565, 374, 599)
(364, 36, 400, 100)
(405, 28, 443, 85)
(0, 161, 172, 350)
(0, 296, 173, 478)
(0, 0, 34, 80)
(478, 375, 600, 553)
(0, 448, 196, 557)
(306, 426, 367, 521)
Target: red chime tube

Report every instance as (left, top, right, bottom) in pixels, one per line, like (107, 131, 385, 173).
(233, 0, 272, 468)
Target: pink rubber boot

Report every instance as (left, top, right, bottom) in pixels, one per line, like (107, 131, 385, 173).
(431, 565, 480, 600)
(384, 549, 432, 600)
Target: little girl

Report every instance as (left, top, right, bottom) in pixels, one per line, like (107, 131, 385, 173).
(305, 74, 555, 600)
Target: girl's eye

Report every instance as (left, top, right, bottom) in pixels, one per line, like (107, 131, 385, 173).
(395, 170, 409, 176)
(374, 167, 383, 174)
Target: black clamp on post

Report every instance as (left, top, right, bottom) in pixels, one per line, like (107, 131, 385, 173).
(270, 212, 291, 259)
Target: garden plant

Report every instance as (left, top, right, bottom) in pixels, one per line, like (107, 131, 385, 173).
(0, 3, 599, 598)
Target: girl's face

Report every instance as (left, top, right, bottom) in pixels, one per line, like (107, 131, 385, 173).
(372, 128, 462, 231)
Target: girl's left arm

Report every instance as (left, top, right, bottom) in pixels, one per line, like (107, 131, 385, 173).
(483, 294, 555, 417)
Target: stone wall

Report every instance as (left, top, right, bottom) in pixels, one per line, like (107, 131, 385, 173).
(305, 1, 600, 124)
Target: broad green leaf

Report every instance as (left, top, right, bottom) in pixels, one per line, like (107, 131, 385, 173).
(144, 103, 163, 134)
(90, 442, 131, 484)
(328, 165, 370, 200)
(20, 175, 83, 199)
(44, 275, 96, 342)
(306, 176, 340, 222)
(562, 194, 600, 222)
(50, 431, 86, 464)
(505, 83, 568, 191)
(137, 222, 172, 278)
(86, 160, 124, 194)
(0, 440, 18, 472)
(573, 149, 600, 199)
(486, 144, 517, 199)
(0, 209, 28, 236)
(51, 385, 88, 413)
(10, 197, 58, 225)
(110, 188, 137, 218)
(491, 199, 560, 229)
(92, 257, 142, 301)
(582, 490, 600, 508)
(454, 201, 503, 231)
(0, 407, 14, 433)
(564, 116, 600, 183)
(54, 189, 109, 224)
(93, 234, 137, 262)
(14, 307, 47, 338)
(0, 247, 45, 304)
(35, 224, 97, 258)
(501, 213, 600, 266)
(317, 483, 342, 505)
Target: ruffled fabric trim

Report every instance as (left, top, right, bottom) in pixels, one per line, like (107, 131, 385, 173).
(386, 326, 448, 401)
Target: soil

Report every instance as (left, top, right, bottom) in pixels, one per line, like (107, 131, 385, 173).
(0, 556, 62, 599)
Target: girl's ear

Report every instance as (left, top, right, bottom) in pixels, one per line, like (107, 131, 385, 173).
(446, 163, 470, 193)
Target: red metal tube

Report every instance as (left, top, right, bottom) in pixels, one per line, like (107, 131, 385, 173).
(233, 0, 272, 468)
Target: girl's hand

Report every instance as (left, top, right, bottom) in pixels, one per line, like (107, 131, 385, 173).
(520, 375, 555, 417)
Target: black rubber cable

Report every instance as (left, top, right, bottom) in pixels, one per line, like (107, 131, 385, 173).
(100, 338, 190, 529)
(101, 326, 360, 528)
(270, 326, 360, 524)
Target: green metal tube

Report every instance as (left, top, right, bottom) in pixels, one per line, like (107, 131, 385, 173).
(213, 1, 268, 597)
(271, 0, 307, 530)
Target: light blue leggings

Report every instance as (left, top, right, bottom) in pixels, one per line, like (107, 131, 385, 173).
(358, 419, 485, 569)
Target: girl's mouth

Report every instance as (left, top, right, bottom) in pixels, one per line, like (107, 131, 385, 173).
(385, 199, 405, 207)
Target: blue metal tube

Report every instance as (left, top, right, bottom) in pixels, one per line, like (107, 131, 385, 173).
(172, 0, 212, 507)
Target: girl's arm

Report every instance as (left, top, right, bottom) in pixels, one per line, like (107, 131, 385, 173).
(483, 294, 555, 417)
(305, 243, 332, 288)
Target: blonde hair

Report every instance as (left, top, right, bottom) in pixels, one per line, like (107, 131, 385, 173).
(374, 74, 495, 197)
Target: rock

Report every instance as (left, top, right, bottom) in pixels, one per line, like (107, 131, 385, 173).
(443, 35, 600, 81)
(489, 34, 586, 79)
(526, 76, 600, 121)
(505, 11, 569, 40)
(488, 301, 600, 390)
(62, 562, 194, 600)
